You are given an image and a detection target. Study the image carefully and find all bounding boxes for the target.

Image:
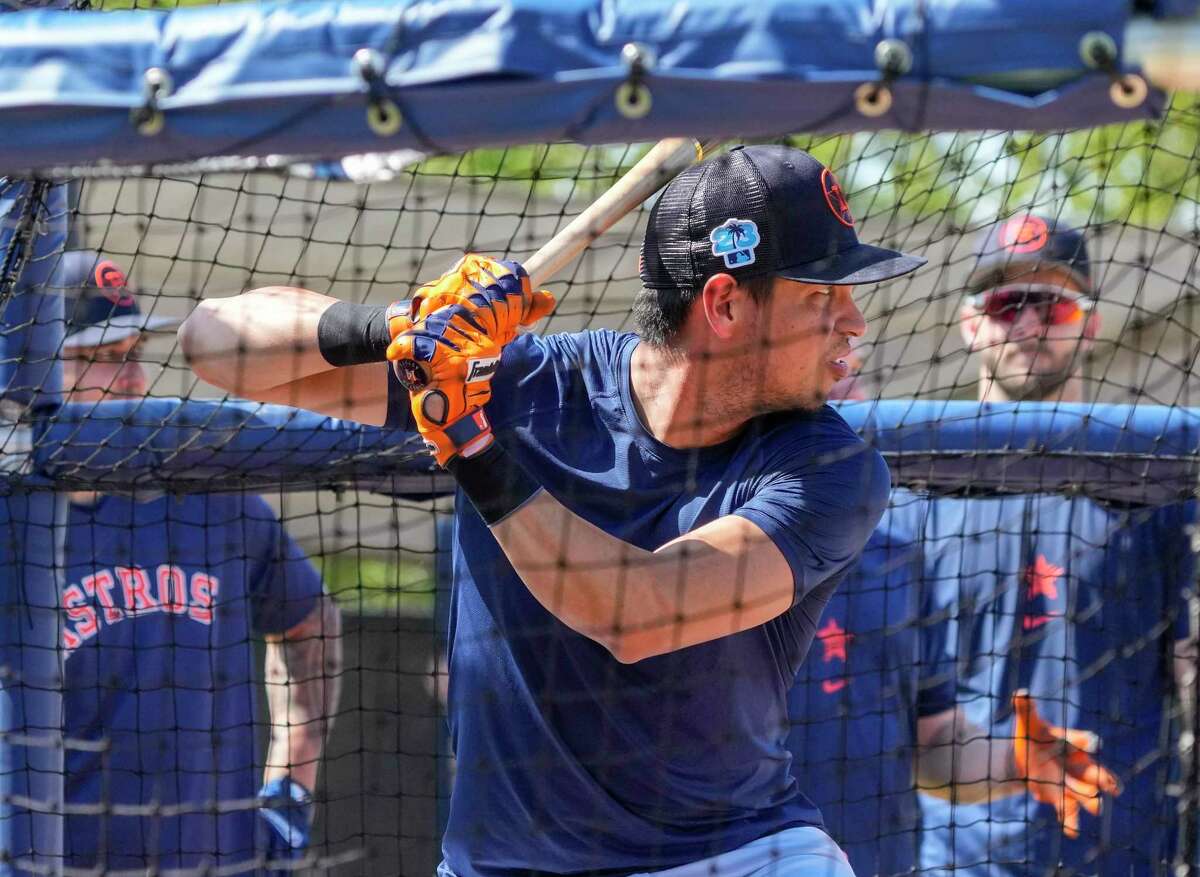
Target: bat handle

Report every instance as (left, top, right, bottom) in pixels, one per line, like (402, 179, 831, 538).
(523, 138, 708, 289)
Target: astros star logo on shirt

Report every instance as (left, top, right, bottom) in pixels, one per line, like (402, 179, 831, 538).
(1023, 554, 1065, 630)
(817, 616, 854, 693)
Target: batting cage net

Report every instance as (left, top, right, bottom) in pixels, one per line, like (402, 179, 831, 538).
(2, 2, 1200, 876)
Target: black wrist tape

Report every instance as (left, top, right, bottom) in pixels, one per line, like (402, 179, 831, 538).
(317, 301, 392, 366)
(445, 442, 542, 526)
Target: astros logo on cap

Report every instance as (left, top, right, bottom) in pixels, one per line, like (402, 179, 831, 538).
(998, 215, 1049, 254)
(94, 260, 135, 307)
(820, 168, 854, 228)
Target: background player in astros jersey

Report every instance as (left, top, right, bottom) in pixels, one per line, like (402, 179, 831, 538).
(785, 348, 946, 877)
(785, 341, 1118, 877)
(54, 251, 343, 872)
(180, 145, 925, 877)
(912, 215, 1196, 876)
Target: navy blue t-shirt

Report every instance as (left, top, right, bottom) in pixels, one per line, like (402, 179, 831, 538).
(785, 490, 954, 877)
(391, 330, 891, 877)
(61, 492, 323, 870)
(918, 495, 1195, 877)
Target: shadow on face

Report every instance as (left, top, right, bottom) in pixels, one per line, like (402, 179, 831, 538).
(61, 334, 149, 403)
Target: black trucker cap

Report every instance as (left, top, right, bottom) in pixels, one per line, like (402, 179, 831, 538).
(640, 144, 926, 292)
(966, 213, 1093, 295)
(51, 250, 180, 350)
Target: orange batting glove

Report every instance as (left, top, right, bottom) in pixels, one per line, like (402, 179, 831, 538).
(1011, 690, 1121, 838)
(384, 254, 556, 352)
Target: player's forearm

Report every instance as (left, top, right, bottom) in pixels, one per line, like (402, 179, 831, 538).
(915, 708, 1025, 803)
(179, 286, 342, 395)
(490, 490, 793, 663)
(264, 595, 344, 790)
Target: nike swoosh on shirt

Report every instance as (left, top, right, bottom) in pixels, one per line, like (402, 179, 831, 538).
(822, 679, 848, 694)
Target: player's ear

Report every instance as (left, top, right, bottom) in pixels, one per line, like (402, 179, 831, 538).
(698, 273, 741, 341)
(959, 302, 984, 352)
(1083, 307, 1101, 341)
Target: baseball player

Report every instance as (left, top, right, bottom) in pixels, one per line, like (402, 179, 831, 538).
(179, 145, 925, 877)
(53, 251, 342, 872)
(911, 216, 1196, 876)
(784, 490, 938, 877)
(784, 351, 950, 877)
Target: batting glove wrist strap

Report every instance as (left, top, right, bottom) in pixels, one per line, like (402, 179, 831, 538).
(445, 440, 543, 526)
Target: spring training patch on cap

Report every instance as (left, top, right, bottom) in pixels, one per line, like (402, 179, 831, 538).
(709, 218, 761, 269)
(999, 215, 1050, 254)
(820, 168, 854, 228)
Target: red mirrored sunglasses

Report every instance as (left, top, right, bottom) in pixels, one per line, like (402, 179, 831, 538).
(970, 284, 1092, 326)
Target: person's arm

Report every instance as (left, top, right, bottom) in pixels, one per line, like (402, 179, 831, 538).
(178, 287, 392, 425)
(262, 593, 344, 791)
(491, 493, 797, 664)
(915, 706, 1026, 803)
(916, 693, 1118, 838)
(481, 436, 888, 664)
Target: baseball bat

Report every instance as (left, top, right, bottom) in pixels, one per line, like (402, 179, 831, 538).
(523, 138, 713, 289)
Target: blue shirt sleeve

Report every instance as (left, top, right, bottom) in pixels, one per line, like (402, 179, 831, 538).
(241, 494, 325, 634)
(733, 415, 890, 606)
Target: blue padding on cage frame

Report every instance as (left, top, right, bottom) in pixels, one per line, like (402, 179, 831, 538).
(32, 397, 437, 491)
(837, 400, 1200, 505)
(0, 0, 1162, 175)
(21, 398, 1200, 506)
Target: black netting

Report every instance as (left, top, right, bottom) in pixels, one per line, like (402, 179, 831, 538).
(2, 76, 1199, 877)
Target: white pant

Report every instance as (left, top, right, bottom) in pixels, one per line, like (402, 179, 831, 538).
(631, 827, 855, 877)
(437, 826, 856, 877)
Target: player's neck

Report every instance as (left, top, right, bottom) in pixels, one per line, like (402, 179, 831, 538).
(976, 369, 1086, 404)
(630, 343, 748, 449)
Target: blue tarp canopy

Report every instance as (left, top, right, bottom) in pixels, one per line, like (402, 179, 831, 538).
(0, 0, 1172, 175)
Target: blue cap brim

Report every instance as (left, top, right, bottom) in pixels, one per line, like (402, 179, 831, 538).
(775, 243, 926, 285)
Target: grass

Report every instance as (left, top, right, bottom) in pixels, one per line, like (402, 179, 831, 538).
(319, 551, 440, 617)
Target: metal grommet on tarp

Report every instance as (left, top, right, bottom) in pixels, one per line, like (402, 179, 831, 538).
(1109, 73, 1148, 108)
(616, 43, 655, 120)
(854, 82, 892, 117)
(131, 67, 172, 137)
(855, 39, 910, 119)
(354, 47, 403, 136)
(366, 100, 403, 135)
(1079, 31, 1147, 109)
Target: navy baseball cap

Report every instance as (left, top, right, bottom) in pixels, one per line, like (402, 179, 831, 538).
(967, 214, 1093, 295)
(640, 144, 925, 292)
(51, 250, 180, 350)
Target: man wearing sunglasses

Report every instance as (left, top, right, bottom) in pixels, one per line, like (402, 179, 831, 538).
(959, 215, 1097, 403)
(916, 215, 1196, 877)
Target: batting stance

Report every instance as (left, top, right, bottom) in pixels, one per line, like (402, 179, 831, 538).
(180, 145, 924, 877)
(53, 251, 342, 872)
(911, 216, 1196, 877)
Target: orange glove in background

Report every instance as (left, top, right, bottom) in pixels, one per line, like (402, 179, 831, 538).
(1011, 690, 1121, 838)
